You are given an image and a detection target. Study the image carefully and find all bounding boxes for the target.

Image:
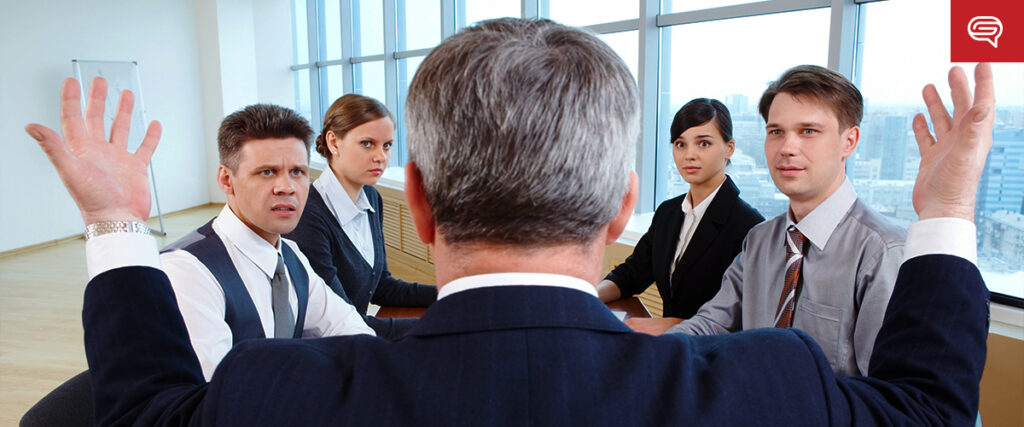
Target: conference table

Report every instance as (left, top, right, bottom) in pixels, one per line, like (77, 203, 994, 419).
(376, 296, 651, 320)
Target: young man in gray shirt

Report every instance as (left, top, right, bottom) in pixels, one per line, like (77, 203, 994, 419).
(636, 65, 905, 376)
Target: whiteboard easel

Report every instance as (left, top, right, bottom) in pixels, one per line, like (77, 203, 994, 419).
(72, 60, 165, 236)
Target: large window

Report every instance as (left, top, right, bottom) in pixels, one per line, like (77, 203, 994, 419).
(856, 0, 1024, 304)
(656, 7, 831, 214)
(291, 0, 1024, 306)
(459, 0, 520, 29)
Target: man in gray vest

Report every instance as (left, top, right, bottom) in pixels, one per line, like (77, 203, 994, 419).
(160, 103, 373, 380)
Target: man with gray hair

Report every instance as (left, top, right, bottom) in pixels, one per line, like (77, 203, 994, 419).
(29, 18, 992, 425)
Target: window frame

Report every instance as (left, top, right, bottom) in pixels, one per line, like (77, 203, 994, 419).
(290, 0, 1024, 308)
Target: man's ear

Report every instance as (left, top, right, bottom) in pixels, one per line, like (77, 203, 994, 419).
(840, 126, 860, 160)
(605, 171, 639, 245)
(217, 165, 234, 196)
(404, 162, 436, 245)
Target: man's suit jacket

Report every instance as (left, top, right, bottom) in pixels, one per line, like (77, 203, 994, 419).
(606, 176, 763, 318)
(83, 255, 987, 426)
(285, 185, 436, 338)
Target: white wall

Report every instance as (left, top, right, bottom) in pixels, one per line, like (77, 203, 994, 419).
(0, 0, 209, 252)
(196, 0, 296, 204)
(0, 0, 297, 252)
(253, 0, 296, 107)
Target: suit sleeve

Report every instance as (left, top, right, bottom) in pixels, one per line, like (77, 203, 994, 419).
(364, 315, 420, 340)
(603, 205, 663, 297)
(367, 191, 437, 307)
(285, 208, 350, 301)
(667, 238, 746, 335)
(83, 267, 210, 426)
(833, 254, 988, 425)
(289, 242, 376, 338)
(370, 265, 437, 307)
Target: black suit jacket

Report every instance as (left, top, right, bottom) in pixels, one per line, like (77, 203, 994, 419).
(285, 185, 436, 338)
(606, 176, 763, 318)
(83, 255, 987, 426)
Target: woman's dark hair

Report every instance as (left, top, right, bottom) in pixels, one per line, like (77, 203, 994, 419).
(669, 98, 733, 143)
(315, 94, 394, 164)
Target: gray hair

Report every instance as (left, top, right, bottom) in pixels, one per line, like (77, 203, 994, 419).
(406, 18, 639, 246)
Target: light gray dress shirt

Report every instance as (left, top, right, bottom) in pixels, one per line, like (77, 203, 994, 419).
(668, 179, 906, 376)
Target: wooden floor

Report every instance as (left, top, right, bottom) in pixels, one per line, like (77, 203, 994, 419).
(0, 202, 439, 424)
(0, 203, 223, 425)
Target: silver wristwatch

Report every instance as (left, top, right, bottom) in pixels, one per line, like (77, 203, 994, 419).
(84, 221, 151, 240)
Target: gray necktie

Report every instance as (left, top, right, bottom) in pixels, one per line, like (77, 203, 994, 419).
(271, 254, 294, 338)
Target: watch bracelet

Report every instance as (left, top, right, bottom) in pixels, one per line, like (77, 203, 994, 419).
(84, 221, 151, 240)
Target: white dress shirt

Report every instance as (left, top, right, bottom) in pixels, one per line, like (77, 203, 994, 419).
(84, 206, 976, 380)
(669, 181, 724, 278)
(89, 205, 374, 381)
(437, 272, 599, 301)
(314, 171, 375, 267)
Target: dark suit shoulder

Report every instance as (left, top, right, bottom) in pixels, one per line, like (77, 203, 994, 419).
(364, 185, 387, 214)
(297, 186, 335, 224)
(709, 175, 764, 226)
(653, 193, 687, 219)
(730, 196, 765, 228)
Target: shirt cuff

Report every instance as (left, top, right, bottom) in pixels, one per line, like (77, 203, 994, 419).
(86, 232, 161, 280)
(904, 217, 977, 266)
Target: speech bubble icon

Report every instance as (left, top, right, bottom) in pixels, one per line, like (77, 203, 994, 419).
(968, 16, 1003, 48)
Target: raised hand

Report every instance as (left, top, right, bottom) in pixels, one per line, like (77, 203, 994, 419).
(911, 63, 995, 222)
(25, 77, 161, 225)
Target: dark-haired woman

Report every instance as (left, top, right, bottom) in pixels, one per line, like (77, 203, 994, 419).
(598, 98, 763, 333)
(286, 94, 436, 339)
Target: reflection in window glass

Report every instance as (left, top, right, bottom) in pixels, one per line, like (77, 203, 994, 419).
(323, 0, 342, 60)
(292, 0, 309, 64)
(548, 0, 638, 27)
(460, 0, 520, 29)
(663, 0, 759, 14)
(597, 31, 638, 83)
(353, 61, 386, 105)
(294, 69, 313, 123)
(656, 8, 830, 216)
(395, 56, 426, 171)
(354, 0, 384, 56)
(400, 0, 441, 51)
(858, 0, 1024, 301)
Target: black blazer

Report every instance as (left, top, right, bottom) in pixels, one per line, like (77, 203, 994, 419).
(82, 255, 987, 426)
(606, 176, 763, 318)
(285, 185, 436, 338)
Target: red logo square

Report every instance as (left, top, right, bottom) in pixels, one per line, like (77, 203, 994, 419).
(951, 0, 1024, 62)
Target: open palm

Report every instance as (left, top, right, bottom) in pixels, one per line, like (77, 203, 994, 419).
(911, 64, 995, 222)
(26, 77, 161, 225)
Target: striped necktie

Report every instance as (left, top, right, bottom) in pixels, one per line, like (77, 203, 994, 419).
(774, 226, 806, 328)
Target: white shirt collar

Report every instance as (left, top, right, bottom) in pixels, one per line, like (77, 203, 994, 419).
(787, 177, 857, 251)
(313, 169, 375, 227)
(213, 204, 282, 279)
(681, 179, 725, 216)
(437, 272, 599, 300)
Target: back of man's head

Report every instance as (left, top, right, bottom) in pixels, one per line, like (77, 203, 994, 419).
(218, 104, 314, 171)
(406, 18, 639, 247)
(758, 65, 863, 131)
